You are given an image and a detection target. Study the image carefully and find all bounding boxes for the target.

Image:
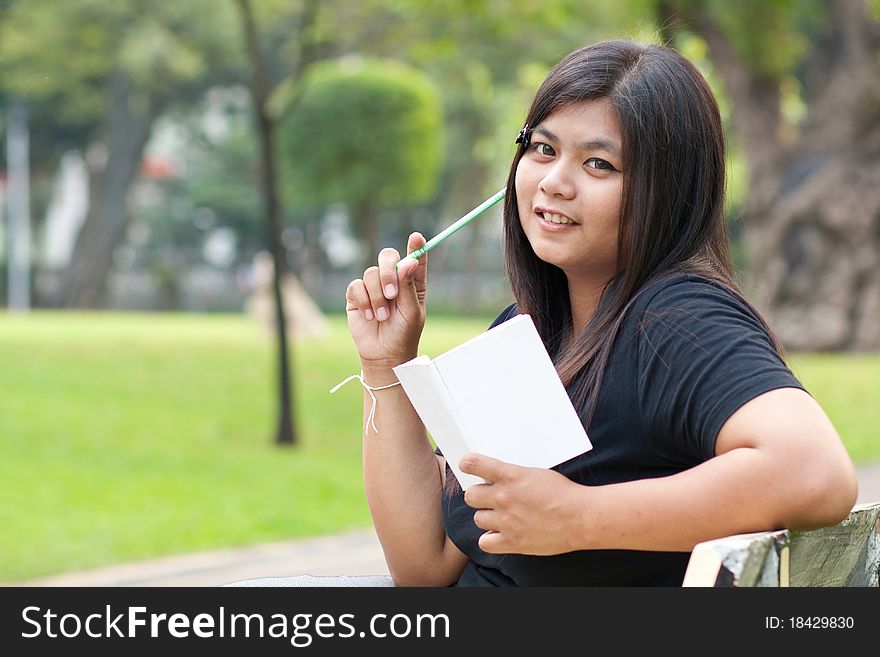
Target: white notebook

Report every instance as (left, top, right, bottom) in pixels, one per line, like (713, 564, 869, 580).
(392, 313, 592, 490)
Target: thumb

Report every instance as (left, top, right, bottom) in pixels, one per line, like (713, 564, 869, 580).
(397, 232, 427, 311)
(406, 232, 428, 294)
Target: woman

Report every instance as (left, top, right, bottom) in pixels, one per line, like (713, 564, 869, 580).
(344, 40, 858, 586)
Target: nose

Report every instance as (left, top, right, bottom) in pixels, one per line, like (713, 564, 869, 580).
(538, 160, 576, 199)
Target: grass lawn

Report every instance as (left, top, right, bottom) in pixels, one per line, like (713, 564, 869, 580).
(786, 353, 880, 464)
(0, 311, 877, 581)
(0, 311, 494, 582)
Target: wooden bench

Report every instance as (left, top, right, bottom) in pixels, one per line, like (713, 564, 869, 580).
(682, 502, 880, 587)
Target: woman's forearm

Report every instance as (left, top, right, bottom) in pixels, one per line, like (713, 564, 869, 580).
(570, 445, 856, 553)
(360, 364, 463, 585)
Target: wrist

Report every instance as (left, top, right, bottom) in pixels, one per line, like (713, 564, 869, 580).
(360, 355, 415, 371)
(360, 358, 413, 386)
(569, 482, 601, 551)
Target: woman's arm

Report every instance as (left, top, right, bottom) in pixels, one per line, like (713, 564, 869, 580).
(360, 364, 468, 585)
(461, 387, 859, 554)
(344, 233, 467, 585)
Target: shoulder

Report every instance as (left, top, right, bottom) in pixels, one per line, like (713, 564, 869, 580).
(633, 273, 748, 313)
(628, 273, 768, 334)
(621, 273, 782, 367)
(627, 274, 799, 462)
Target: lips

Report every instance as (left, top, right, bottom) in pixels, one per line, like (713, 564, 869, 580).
(542, 212, 574, 225)
(534, 207, 578, 225)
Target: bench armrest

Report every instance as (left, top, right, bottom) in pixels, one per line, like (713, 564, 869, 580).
(682, 502, 880, 587)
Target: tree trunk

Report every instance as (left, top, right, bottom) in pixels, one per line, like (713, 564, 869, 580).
(693, 0, 880, 350)
(61, 71, 161, 308)
(237, 0, 297, 446)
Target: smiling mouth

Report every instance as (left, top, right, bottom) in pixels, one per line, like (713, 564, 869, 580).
(538, 211, 578, 225)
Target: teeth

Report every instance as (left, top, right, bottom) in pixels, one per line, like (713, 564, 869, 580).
(543, 212, 573, 225)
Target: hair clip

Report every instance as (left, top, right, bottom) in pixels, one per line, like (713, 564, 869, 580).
(515, 124, 531, 147)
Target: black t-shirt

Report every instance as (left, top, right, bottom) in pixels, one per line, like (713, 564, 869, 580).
(440, 273, 805, 586)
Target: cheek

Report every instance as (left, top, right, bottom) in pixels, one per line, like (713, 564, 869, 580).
(513, 171, 527, 223)
(514, 161, 539, 213)
(514, 163, 526, 198)
(595, 185, 623, 227)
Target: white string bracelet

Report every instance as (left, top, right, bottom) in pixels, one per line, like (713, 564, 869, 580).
(330, 371, 402, 435)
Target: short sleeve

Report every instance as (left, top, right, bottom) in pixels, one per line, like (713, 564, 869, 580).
(636, 279, 804, 462)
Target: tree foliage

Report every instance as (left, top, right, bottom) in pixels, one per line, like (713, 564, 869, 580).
(1, 0, 877, 349)
(279, 57, 444, 260)
(281, 58, 444, 213)
(0, 0, 234, 130)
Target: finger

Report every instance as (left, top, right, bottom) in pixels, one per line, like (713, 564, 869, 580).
(397, 254, 419, 280)
(396, 233, 427, 316)
(459, 453, 513, 483)
(377, 247, 401, 301)
(463, 483, 495, 510)
(478, 531, 507, 554)
(472, 509, 502, 531)
(345, 278, 373, 321)
(362, 266, 389, 322)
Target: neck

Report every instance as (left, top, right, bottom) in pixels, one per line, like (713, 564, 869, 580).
(567, 275, 608, 339)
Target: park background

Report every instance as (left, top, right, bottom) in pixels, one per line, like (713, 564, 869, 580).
(1, 0, 878, 583)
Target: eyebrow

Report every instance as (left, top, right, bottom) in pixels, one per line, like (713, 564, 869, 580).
(533, 126, 621, 156)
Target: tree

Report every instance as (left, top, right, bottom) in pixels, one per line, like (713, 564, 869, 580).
(234, 0, 329, 446)
(123, 97, 264, 309)
(286, 0, 650, 311)
(0, 0, 239, 307)
(661, 0, 880, 350)
(279, 57, 444, 265)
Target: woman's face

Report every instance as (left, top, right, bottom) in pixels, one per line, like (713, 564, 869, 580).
(515, 99, 624, 282)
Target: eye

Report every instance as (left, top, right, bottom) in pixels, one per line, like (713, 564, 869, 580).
(585, 157, 617, 172)
(530, 142, 555, 157)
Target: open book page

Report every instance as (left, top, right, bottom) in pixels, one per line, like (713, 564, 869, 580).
(394, 314, 591, 490)
(392, 356, 485, 490)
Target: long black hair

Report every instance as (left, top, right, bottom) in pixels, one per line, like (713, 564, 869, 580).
(503, 40, 783, 430)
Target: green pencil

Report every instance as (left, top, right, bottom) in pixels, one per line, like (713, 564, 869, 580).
(396, 188, 506, 270)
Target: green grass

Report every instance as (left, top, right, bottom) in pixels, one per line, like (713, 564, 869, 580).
(0, 311, 494, 582)
(0, 311, 877, 581)
(787, 353, 880, 463)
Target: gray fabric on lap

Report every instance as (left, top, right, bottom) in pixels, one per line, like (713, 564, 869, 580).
(222, 575, 395, 587)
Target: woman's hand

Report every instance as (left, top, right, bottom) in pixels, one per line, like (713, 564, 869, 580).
(460, 453, 590, 556)
(345, 232, 428, 367)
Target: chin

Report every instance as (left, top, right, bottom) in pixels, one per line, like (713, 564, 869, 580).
(532, 250, 571, 272)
